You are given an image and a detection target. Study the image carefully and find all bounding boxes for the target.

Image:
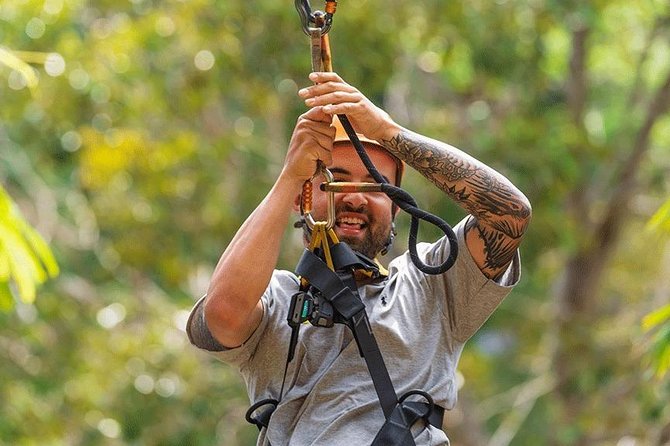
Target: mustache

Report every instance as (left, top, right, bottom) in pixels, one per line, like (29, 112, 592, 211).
(335, 204, 371, 219)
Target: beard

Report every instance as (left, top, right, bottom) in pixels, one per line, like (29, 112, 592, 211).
(333, 204, 392, 259)
(337, 224, 389, 259)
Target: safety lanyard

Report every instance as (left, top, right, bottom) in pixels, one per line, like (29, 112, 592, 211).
(295, 0, 459, 279)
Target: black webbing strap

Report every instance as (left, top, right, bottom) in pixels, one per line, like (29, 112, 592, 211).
(245, 399, 444, 438)
(372, 397, 444, 446)
(296, 242, 446, 443)
(295, 249, 365, 319)
(295, 248, 398, 417)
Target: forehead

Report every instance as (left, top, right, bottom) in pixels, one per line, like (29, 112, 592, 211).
(331, 143, 398, 182)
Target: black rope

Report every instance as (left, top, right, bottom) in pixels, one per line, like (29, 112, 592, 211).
(336, 114, 458, 275)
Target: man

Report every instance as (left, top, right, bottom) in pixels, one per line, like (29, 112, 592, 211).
(187, 72, 531, 445)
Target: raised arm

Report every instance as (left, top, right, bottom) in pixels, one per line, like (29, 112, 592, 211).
(380, 130, 531, 280)
(201, 107, 335, 348)
(299, 72, 531, 281)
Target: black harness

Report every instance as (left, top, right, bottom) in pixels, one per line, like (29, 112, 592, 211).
(246, 238, 446, 445)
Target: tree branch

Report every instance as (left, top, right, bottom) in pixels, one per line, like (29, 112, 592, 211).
(565, 25, 592, 226)
(626, 19, 661, 109)
(567, 26, 589, 126)
(485, 373, 556, 446)
(594, 68, 670, 254)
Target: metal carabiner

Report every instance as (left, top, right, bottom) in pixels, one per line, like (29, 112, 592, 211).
(302, 161, 336, 230)
(295, 0, 337, 36)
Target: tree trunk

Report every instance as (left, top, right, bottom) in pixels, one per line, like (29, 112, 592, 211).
(548, 20, 670, 445)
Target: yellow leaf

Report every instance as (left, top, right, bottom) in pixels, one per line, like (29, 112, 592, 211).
(643, 303, 670, 331)
(0, 47, 39, 92)
(0, 281, 13, 311)
(647, 199, 670, 234)
(16, 217, 59, 278)
(0, 185, 58, 304)
(0, 247, 9, 281)
(656, 346, 670, 379)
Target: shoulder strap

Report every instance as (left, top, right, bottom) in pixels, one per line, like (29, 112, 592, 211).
(296, 247, 398, 416)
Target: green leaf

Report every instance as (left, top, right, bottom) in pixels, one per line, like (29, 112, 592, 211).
(0, 281, 14, 311)
(0, 247, 9, 281)
(15, 217, 59, 278)
(643, 303, 670, 331)
(650, 324, 670, 378)
(647, 199, 670, 234)
(0, 185, 59, 305)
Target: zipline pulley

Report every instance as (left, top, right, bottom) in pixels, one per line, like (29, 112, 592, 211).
(295, 0, 338, 35)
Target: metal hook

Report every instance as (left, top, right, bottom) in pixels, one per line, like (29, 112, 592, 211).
(302, 162, 336, 230)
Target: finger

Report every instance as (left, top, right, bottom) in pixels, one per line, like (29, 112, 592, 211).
(309, 72, 345, 84)
(296, 111, 336, 140)
(321, 102, 364, 116)
(298, 81, 356, 99)
(310, 123, 337, 140)
(301, 106, 334, 124)
(313, 141, 333, 161)
(304, 91, 362, 108)
(303, 136, 333, 169)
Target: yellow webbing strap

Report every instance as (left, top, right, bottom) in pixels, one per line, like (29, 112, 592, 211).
(301, 222, 340, 289)
(307, 222, 340, 270)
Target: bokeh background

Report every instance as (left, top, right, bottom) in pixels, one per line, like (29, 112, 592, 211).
(1, 0, 669, 445)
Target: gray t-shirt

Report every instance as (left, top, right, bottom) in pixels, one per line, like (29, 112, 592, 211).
(187, 217, 520, 446)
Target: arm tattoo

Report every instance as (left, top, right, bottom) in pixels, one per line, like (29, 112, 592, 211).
(466, 217, 518, 276)
(382, 130, 530, 276)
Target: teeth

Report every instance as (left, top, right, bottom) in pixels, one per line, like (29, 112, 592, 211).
(338, 217, 365, 225)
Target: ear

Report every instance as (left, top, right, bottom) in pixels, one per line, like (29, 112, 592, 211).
(391, 203, 401, 220)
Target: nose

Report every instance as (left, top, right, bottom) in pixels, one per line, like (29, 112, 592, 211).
(341, 191, 368, 209)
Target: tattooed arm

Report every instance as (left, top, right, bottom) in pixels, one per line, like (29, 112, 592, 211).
(298, 72, 531, 280)
(381, 129, 531, 280)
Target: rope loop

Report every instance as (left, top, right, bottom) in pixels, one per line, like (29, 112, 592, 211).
(337, 114, 458, 275)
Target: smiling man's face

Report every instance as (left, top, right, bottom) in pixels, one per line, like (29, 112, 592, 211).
(308, 143, 398, 258)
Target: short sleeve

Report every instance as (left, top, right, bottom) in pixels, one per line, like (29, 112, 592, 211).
(406, 216, 521, 342)
(185, 270, 299, 367)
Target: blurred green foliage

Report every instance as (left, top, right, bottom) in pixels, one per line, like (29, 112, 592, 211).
(0, 184, 58, 308)
(644, 200, 670, 380)
(1, 0, 669, 445)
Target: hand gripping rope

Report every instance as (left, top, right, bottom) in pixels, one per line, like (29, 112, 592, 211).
(244, 2, 454, 444)
(296, 0, 459, 276)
